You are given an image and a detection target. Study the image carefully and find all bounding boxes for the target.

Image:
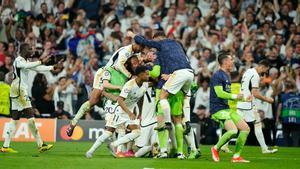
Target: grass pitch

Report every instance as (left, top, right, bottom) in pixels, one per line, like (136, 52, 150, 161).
(1, 142, 300, 169)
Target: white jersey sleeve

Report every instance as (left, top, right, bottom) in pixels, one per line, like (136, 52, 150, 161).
(101, 70, 111, 81)
(119, 80, 132, 99)
(29, 65, 53, 72)
(15, 57, 41, 69)
(106, 45, 134, 78)
(114, 45, 133, 78)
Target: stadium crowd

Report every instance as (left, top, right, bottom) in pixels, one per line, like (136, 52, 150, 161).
(0, 0, 299, 147)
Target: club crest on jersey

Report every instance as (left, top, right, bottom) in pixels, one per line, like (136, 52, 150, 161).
(104, 71, 110, 76)
(124, 88, 130, 93)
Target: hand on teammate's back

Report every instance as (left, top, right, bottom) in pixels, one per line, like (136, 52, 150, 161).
(127, 31, 136, 38)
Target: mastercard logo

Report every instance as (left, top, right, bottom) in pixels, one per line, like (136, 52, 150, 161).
(60, 125, 84, 140)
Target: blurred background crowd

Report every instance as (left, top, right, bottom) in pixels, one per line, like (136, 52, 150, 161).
(0, 0, 299, 147)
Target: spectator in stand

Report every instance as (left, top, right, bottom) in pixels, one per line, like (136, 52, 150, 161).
(31, 73, 55, 117)
(53, 101, 71, 119)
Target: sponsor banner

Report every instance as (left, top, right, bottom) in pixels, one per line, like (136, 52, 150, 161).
(56, 119, 201, 142)
(56, 119, 106, 142)
(0, 118, 56, 142)
(0, 118, 201, 143)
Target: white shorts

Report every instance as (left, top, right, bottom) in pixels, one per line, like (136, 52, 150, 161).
(106, 107, 140, 128)
(237, 106, 260, 123)
(93, 68, 105, 89)
(104, 101, 122, 128)
(135, 122, 157, 147)
(163, 69, 194, 94)
(10, 82, 32, 111)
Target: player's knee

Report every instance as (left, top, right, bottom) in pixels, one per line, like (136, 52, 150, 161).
(228, 129, 238, 137)
(24, 108, 35, 119)
(104, 130, 113, 137)
(243, 125, 250, 132)
(106, 127, 115, 133)
(11, 110, 21, 120)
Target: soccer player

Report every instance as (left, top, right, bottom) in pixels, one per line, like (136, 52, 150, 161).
(1, 43, 62, 153)
(134, 86, 159, 158)
(85, 57, 137, 158)
(66, 44, 143, 137)
(210, 51, 251, 163)
(237, 60, 278, 154)
(109, 65, 149, 157)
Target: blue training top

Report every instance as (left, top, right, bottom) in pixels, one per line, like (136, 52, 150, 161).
(134, 35, 192, 75)
(209, 69, 231, 114)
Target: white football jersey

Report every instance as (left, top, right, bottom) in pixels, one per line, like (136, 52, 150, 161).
(237, 68, 260, 110)
(140, 87, 157, 126)
(105, 45, 135, 78)
(119, 79, 148, 112)
(11, 56, 53, 97)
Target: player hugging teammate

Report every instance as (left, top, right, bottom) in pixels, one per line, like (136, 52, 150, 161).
(63, 30, 201, 160)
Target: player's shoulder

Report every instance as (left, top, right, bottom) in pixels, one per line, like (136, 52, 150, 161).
(212, 69, 224, 78)
(124, 79, 136, 88)
(122, 44, 133, 52)
(15, 56, 24, 62)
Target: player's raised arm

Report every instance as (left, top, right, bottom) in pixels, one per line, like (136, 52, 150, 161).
(127, 31, 161, 50)
(16, 58, 42, 69)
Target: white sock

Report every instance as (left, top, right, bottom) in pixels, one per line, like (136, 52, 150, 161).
(3, 120, 17, 148)
(112, 130, 140, 147)
(117, 129, 126, 152)
(183, 97, 191, 121)
(88, 131, 112, 154)
(28, 118, 43, 147)
(185, 129, 197, 151)
(126, 141, 133, 151)
(72, 101, 91, 125)
(254, 122, 268, 149)
(160, 99, 171, 123)
(135, 146, 151, 157)
(169, 125, 177, 149)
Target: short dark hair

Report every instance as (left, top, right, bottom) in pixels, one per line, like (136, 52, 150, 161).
(19, 43, 30, 57)
(197, 105, 206, 110)
(217, 50, 231, 65)
(134, 65, 148, 76)
(136, 6, 144, 16)
(258, 59, 270, 67)
(153, 31, 166, 39)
